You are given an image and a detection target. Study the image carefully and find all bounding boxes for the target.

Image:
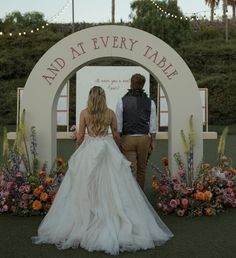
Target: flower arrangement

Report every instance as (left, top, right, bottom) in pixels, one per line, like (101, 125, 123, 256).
(152, 155, 236, 217)
(0, 110, 67, 215)
(0, 158, 66, 215)
(152, 122, 236, 217)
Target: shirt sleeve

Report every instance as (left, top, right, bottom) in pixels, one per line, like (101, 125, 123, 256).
(149, 100, 157, 133)
(115, 99, 123, 133)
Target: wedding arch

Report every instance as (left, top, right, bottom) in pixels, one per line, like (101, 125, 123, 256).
(21, 25, 203, 174)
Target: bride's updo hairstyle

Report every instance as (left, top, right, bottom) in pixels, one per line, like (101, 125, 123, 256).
(87, 86, 109, 135)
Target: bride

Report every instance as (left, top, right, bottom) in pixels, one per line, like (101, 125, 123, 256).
(32, 86, 173, 255)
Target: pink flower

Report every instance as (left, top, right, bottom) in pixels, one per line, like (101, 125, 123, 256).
(24, 185, 31, 193)
(7, 182, 14, 190)
(227, 180, 234, 187)
(186, 187, 193, 194)
(172, 176, 178, 183)
(16, 172, 23, 177)
(22, 193, 29, 200)
(18, 185, 25, 193)
(178, 169, 185, 177)
(3, 191, 9, 197)
(181, 198, 189, 209)
(3, 205, 8, 212)
(181, 188, 189, 195)
(19, 200, 27, 209)
(174, 184, 181, 191)
(169, 199, 178, 208)
(177, 209, 186, 217)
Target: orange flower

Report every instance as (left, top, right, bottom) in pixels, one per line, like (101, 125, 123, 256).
(38, 170, 46, 177)
(33, 188, 41, 197)
(204, 191, 213, 201)
(227, 187, 233, 194)
(40, 192, 48, 201)
(194, 191, 205, 201)
(152, 175, 158, 181)
(202, 163, 210, 169)
(57, 158, 65, 166)
(44, 177, 53, 185)
(162, 157, 168, 167)
(32, 200, 42, 211)
(229, 169, 236, 175)
(152, 181, 159, 191)
(204, 207, 213, 216)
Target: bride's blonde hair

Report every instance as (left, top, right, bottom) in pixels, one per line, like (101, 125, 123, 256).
(87, 86, 109, 135)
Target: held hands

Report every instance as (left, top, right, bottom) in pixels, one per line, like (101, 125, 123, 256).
(148, 133, 156, 155)
(149, 140, 155, 154)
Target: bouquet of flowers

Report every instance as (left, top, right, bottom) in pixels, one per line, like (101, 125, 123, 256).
(0, 111, 67, 215)
(152, 155, 236, 217)
(0, 158, 66, 215)
(152, 126, 236, 217)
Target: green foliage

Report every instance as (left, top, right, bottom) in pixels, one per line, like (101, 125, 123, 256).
(178, 36, 236, 124)
(217, 126, 229, 160)
(130, 0, 192, 47)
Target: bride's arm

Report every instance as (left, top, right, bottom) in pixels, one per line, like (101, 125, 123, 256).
(76, 110, 86, 147)
(110, 110, 120, 147)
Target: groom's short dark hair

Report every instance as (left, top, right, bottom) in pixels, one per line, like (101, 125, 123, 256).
(130, 74, 146, 90)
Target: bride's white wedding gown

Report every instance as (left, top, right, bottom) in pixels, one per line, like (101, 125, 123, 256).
(32, 135, 173, 255)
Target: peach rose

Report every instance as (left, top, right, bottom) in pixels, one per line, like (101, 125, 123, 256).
(40, 192, 48, 201)
(194, 191, 205, 201)
(38, 170, 46, 177)
(44, 177, 53, 185)
(204, 191, 213, 201)
(32, 200, 42, 211)
(33, 188, 41, 197)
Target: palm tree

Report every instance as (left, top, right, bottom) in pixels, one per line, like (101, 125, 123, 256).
(205, 0, 220, 21)
(112, 0, 115, 23)
(228, 0, 236, 19)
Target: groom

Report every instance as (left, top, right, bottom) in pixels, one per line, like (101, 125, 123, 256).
(116, 73, 157, 191)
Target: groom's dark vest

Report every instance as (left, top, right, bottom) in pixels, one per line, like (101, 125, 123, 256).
(122, 95, 151, 135)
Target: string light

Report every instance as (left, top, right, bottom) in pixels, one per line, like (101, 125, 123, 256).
(47, 0, 71, 23)
(0, 0, 70, 38)
(0, 23, 49, 37)
(149, 0, 224, 21)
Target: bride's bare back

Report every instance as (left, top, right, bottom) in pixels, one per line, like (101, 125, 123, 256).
(76, 108, 120, 146)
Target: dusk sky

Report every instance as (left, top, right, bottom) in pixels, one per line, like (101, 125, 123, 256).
(0, 0, 227, 23)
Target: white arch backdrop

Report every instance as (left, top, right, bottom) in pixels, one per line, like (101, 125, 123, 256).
(21, 25, 203, 175)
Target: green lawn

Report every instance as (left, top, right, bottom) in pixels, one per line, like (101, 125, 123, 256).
(1, 207, 236, 258)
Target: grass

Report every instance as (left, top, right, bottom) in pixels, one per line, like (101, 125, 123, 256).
(1, 196, 236, 258)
